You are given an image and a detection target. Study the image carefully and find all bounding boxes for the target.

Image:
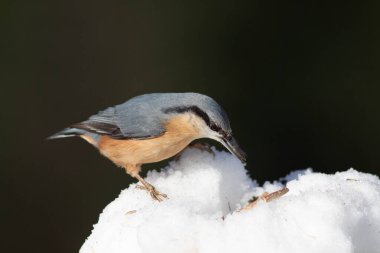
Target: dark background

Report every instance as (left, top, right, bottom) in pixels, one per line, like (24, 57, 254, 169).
(1, 0, 380, 252)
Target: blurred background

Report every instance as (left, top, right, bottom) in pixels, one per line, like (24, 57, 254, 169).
(1, 0, 380, 252)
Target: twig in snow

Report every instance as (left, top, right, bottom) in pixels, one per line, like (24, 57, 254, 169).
(239, 187, 289, 212)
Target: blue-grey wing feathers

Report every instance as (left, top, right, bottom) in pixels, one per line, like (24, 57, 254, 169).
(47, 127, 87, 139)
(70, 107, 125, 139)
(68, 98, 166, 139)
(48, 92, 229, 140)
(114, 101, 166, 139)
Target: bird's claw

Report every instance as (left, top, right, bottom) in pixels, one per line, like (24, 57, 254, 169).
(150, 188, 167, 202)
(135, 184, 168, 201)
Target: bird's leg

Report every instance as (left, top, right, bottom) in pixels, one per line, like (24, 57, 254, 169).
(134, 174, 167, 201)
(125, 165, 167, 201)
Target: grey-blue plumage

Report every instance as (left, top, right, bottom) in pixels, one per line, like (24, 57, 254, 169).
(49, 93, 231, 140)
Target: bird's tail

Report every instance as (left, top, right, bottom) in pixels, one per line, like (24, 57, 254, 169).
(47, 127, 86, 140)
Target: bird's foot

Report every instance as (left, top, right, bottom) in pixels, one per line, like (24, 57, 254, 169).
(149, 187, 168, 202)
(136, 184, 168, 202)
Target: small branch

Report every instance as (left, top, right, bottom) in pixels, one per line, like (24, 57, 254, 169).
(126, 210, 137, 215)
(239, 187, 289, 212)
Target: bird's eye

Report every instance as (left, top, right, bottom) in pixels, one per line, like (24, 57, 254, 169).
(210, 124, 221, 132)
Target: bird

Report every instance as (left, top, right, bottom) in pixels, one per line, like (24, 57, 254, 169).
(48, 93, 246, 201)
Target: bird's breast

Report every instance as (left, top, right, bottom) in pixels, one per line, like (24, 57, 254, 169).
(97, 113, 204, 166)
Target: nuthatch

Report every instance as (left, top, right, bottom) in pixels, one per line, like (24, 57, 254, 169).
(49, 93, 246, 201)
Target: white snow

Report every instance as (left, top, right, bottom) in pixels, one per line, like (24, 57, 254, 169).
(80, 148, 380, 253)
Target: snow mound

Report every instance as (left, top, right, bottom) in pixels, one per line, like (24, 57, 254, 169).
(80, 148, 380, 253)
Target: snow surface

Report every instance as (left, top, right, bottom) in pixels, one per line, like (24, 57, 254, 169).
(80, 148, 380, 253)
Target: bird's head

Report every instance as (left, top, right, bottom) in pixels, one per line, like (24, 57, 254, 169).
(163, 93, 247, 163)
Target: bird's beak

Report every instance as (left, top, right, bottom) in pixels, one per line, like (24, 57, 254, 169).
(220, 136, 247, 163)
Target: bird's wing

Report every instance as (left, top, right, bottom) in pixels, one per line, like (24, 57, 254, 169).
(114, 100, 166, 139)
(71, 103, 166, 140)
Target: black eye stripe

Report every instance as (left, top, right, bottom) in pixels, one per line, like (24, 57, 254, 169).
(163, 106, 227, 135)
(210, 124, 221, 132)
(163, 105, 211, 126)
